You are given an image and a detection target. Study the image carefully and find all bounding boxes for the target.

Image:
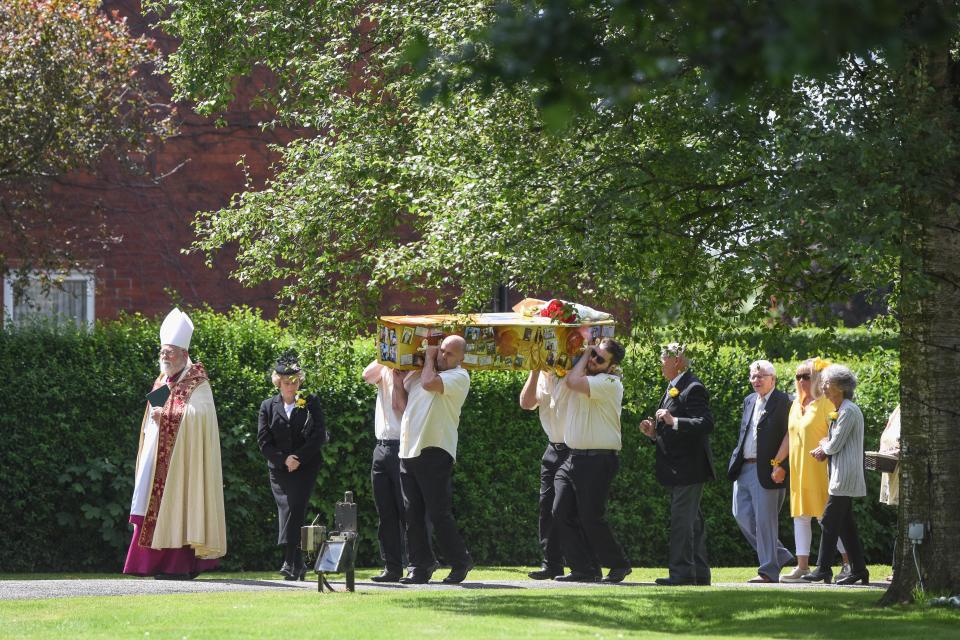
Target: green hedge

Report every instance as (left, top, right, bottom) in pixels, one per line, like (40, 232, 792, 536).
(0, 310, 900, 572)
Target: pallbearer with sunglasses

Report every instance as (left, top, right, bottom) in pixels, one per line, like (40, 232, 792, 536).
(551, 338, 632, 583)
(639, 343, 715, 586)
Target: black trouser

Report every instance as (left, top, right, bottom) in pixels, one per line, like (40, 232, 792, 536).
(268, 458, 320, 566)
(400, 447, 472, 571)
(668, 482, 710, 582)
(552, 450, 629, 575)
(816, 494, 866, 573)
(538, 443, 569, 570)
(372, 441, 406, 573)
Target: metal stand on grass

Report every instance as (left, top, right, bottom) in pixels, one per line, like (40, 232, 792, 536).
(301, 491, 358, 594)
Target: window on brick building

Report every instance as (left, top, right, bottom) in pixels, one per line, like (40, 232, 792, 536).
(2, 271, 95, 329)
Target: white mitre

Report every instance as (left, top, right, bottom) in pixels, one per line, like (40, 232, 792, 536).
(159, 308, 194, 349)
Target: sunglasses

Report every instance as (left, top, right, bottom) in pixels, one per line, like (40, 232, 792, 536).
(590, 352, 608, 365)
(795, 373, 811, 381)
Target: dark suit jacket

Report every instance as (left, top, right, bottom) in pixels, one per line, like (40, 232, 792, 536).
(652, 370, 716, 486)
(257, 394, 327, 471)
(727, 388, 790, 490)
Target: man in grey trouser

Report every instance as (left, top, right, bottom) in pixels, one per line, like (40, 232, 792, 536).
(727, 360, 794, 582)
(640, 343, 715, 586)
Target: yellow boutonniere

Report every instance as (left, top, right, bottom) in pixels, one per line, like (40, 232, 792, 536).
(828, 411, 839, 421)
(295, 395, 307, 409)
(669, 387, 680, 398)
(554, 366, 567, 378)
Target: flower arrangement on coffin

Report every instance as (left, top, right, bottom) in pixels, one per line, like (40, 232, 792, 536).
(538, 299, 580, 324)
(513, 297, 612, 323)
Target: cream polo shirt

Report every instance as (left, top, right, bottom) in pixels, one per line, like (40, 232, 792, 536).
(563, 373, 623, 451)
(400, 367, 471, 460)
(374, 367, 402, 440)
(535, 372, 570, 443)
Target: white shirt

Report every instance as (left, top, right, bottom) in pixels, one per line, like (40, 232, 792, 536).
(535, 372, 570, 443)
(283, 401, 296, 419)
(744, 391, 770, 459)
(400, 367, 471, 460)
(563, 373, 623, 450)
(374, 368, 402, 440)
(667, 371, 685, 393)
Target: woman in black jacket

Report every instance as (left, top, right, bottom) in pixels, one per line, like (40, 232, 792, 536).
(258, 353, 327, 580)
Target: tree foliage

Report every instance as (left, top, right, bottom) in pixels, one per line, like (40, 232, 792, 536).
(0, 0, 173, 281)
(432, 1, 952, 108)
(151, 1, 940, 340)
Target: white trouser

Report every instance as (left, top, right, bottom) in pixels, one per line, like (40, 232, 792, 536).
(793, 515, 845, 557)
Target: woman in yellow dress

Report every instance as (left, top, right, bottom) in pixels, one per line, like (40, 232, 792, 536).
(780, 357, 848, 581)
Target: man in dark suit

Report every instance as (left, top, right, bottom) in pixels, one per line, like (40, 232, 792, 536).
(640, 343, 714, 586)
(727, 360, 794, 582)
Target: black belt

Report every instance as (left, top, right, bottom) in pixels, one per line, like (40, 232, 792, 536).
(549, 442, 568, 451)
(377, 439, 400, 446)
(743, 458, 757, 463)
(569, 448, 618, 456)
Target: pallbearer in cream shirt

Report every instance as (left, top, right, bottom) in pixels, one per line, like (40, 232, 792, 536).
(552, 338, 631, 584)
(397, 335, 474, 585)
(520, 369, 575, 579)
(362, 361, 408, 582)
(562, 367, 624, 451)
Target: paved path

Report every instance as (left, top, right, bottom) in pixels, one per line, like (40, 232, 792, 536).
(0, 577, 884, 601)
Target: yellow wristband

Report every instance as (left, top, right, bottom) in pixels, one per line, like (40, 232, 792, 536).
(770, 458, 782, 467)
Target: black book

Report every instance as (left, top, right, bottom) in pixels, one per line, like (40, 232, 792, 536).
(145, 384, 171, 408)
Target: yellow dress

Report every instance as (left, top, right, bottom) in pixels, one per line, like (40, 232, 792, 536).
(788, 396, 833, 518)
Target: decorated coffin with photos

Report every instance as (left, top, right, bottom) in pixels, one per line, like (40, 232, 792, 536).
(376, 298, 616, 372)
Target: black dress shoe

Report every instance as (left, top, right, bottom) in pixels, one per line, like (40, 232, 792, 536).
(528, 566, 564, 580)
(442, 562, 475, 584)
(399, 568, 435, 584)
(654, 577, 697, 586)
(554, 571, 600, 583)
(279, 562, 295, 580)
(802, 568, 833, 583)
(601, 567, 632, 583)
(836, 570, 870, 586)
(370, 569, 403, 583)
(695, 577, 711, 586)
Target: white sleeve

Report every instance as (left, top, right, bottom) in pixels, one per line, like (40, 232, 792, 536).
(587, 374, 623, 407)
(438, 368, 470, 403)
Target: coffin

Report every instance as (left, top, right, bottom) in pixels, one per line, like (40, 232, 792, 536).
(376, 299, 616, 372)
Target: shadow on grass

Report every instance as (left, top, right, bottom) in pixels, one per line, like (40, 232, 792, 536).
(411, 589, 960, 638)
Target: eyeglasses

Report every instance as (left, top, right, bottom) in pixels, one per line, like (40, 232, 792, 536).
(591, 352, 608, 365)
(749, 374, 771, 380)
(158, 349, 180, 358)
(795, 373, 811, 381)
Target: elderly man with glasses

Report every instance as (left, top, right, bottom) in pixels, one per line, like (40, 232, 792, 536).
(123, 308, 227, 579)
(640, 343, 715, 586)
(727, 360, 794, 583)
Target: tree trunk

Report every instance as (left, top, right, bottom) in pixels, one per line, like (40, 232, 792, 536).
(882, 45, 960, 605)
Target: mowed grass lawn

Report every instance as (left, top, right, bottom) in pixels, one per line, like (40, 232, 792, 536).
(2, 566, 958, 639)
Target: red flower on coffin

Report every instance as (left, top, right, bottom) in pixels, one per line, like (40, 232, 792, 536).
(538, 299, 579, 323)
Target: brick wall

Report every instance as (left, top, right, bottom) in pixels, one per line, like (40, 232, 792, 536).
(0, 1, 497, 326)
